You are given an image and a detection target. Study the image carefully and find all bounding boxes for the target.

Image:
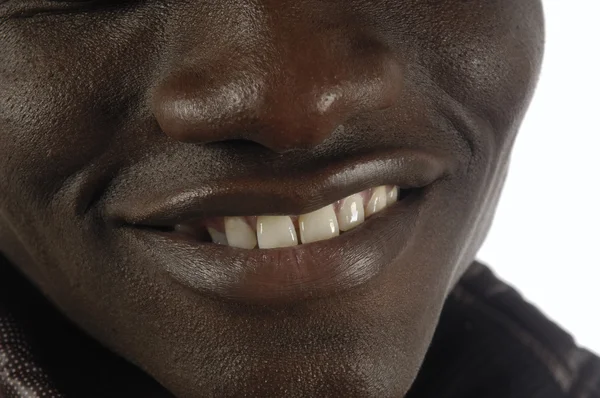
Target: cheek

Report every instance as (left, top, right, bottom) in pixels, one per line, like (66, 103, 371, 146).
(0, 22, 133, 293)
(0, 36, 99, 198)
(0, 19, 148, 210)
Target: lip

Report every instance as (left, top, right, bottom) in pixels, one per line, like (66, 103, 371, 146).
(108, 149, 449, 227)
(105, 148, 451, 305)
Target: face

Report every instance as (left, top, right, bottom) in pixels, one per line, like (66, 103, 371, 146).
(0, 1, 544, 397)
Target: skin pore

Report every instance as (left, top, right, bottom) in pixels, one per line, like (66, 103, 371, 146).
(0, 1, 544, 397)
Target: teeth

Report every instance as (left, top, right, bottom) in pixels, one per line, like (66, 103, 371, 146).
(257, 216, 298, 249)
(337, 194, 365, 232)
(365, 186, 388, 217)
(299, 204, 340, 244)
(387, 186, 398, 203)
(207, 227, 228, 245)
(174, 185, 403, 249)
(225, 216, 257, 249)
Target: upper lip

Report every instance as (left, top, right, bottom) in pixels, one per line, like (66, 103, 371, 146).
(101, 146, 452, 305)
(106, 148, 451, 228)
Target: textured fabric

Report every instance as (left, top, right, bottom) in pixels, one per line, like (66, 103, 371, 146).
(1, 257, 599, 397)
(407, 262, 600, 398)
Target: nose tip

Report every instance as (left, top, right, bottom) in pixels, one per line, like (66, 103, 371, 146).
(151, 41, 403, 153)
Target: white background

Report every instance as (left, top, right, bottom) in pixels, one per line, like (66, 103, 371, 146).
(478, 0, 600, 355)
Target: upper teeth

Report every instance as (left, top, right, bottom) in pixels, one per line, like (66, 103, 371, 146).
(179, 185, 400, 249)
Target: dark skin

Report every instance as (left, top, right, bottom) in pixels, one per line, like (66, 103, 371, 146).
(0, 1, 544, 397)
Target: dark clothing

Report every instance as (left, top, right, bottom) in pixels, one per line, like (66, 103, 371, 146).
(407, 262, 600, 398)
(1, 260, 599, 397)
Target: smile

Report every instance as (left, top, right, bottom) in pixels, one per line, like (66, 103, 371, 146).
(105, 149, 451, 304)
(165, 185, 407, 249)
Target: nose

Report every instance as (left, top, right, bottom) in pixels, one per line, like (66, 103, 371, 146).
(151, 24, 403, 152)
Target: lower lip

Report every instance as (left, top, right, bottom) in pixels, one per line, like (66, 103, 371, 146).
(118, 190, 427, 305)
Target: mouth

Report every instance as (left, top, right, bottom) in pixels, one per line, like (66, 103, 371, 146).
(106, 149, 450, 305)
(147, 185, 411, 249)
